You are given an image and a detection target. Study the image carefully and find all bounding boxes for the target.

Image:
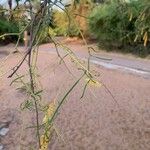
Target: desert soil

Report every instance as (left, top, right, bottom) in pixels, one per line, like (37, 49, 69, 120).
(0, 43, 150, 150)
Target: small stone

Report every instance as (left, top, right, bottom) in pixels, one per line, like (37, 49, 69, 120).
(0, 122, 9, 130)
(0, 128, 9, 136)
(0, 144, 3, 150)
(0, 124, 5, 130)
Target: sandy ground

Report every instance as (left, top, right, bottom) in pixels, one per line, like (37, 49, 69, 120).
(0, 45, 150, 150)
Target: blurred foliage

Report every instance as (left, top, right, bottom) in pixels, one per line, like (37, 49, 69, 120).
(134, 0, 150, 46)
(0, 18, 20, 44)
(88, 0, 150, 57)
(53, 0, 93, 37)
(53, 10, 80, 37)
(0, 5, 24, 45)
(72, 0, 93, 36)
(1, 0, 150, 57)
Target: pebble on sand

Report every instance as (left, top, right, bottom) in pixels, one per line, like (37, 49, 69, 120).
(0, 144, 3, 150)
(0, 127, 9, 136)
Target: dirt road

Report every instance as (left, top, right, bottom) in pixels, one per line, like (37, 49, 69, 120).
(0, 43, 150, 150)
(39, 42, 150, 79)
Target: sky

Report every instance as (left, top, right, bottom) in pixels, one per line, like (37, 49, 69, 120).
(0, 0, 21, 8)
(0, 0, 7, 5)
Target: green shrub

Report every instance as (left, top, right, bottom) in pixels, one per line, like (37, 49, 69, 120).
(53, 10, 80, 37)
(37, 27, 57, 44)
(0, 18, 20, 44)
(88, 0, 150, 56)
(89, 1, 135, 44)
